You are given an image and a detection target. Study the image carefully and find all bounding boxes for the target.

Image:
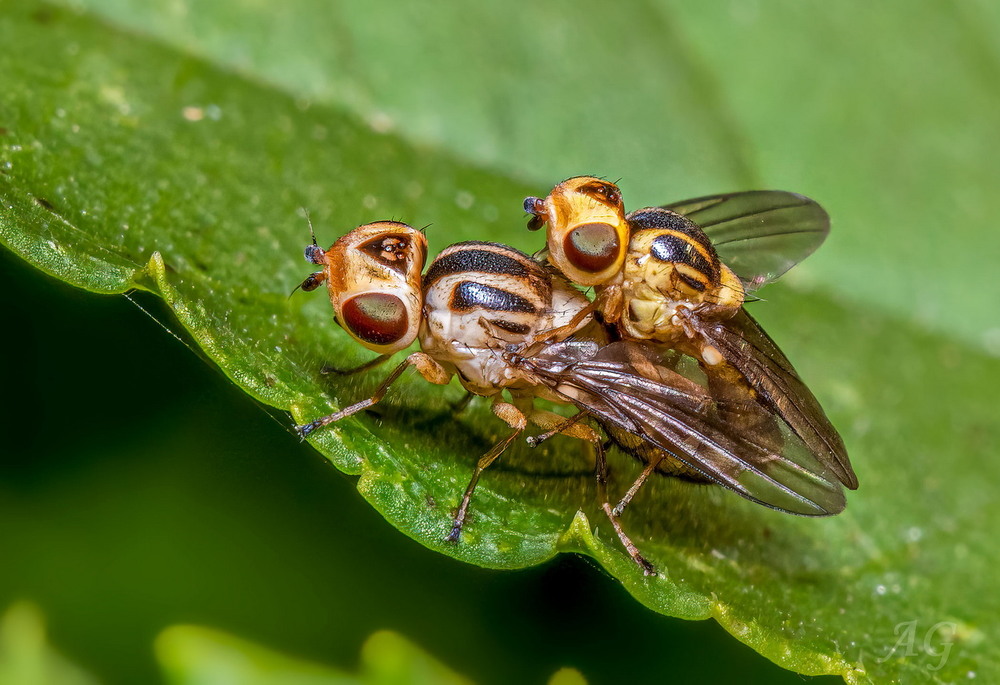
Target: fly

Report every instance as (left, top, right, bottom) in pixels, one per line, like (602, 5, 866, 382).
(523, 177, 858, 514)
(294, 221, 658, 573)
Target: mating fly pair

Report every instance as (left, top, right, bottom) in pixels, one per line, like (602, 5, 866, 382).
(293, 222, 641, 559)
(294, 178, 858, 574)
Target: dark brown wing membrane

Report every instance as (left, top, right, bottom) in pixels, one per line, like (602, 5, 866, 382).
(694, 309, 858, 489)
(660, 191, 830, 291)
(513, 340, 848, 516)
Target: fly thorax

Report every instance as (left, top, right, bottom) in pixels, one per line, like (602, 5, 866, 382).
(619, 210, 749, 340)
(420, 241, 571, 392)
(622, 295, 687, 342)
(632, 235, 718, 303)
(620, 257, 679, 340)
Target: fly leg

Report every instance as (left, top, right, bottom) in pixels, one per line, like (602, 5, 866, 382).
(530, 299, 598, 343)
(321, 353, 392, 377)
(594, 440, 656, 576)
(611, 455, 665, 517)
(296, 353, 450, 438)
(526, 408, 655, 575)
(449, 391, 475, 418)
(446, 400, 526, 543)
(524, 409, 595, 446)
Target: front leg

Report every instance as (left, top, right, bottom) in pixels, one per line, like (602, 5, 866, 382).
(530, 298, 597, 344)
(321, 354, 392, 377)
(296, 352, 450, 438)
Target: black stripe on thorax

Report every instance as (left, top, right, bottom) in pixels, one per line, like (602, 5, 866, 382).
(629, 209, 719, 280)
(649, 232, 717, 277)
(423, 242, 531, 288)
(628, 207, 698, 234)
(629, 208, 717, 256)
(450, 281, 537, 314)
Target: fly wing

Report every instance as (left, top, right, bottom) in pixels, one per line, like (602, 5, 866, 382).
(661, 191, 829, 291)
(696, 309, 858, 490)
(523, 340, 848, 516)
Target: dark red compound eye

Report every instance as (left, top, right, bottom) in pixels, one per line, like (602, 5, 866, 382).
(563, 222, 620, 273)
(341, 293, 409, 346)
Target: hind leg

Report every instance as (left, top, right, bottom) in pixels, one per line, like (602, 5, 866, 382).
(446, 400, 527, 543)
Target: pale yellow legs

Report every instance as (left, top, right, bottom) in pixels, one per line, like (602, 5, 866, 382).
(297, 354, 655, 574)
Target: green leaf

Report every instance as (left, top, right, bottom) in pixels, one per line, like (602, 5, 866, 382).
(663, 0, 1000, 353)
(156, 626, 472, 685)
(2, 1, 998, 683)
(0, 604, 548, 685)
(0, 603, 100, 685)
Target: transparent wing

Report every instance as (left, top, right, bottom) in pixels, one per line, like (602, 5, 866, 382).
(660, 190, 830, 291)
(518, 340, 848, 516)
(693, 309, 858, 489)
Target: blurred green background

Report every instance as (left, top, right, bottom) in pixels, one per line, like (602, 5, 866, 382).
(3, 0, 1000, 683)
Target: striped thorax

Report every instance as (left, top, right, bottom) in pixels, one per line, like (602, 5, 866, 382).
(525, 179, 745, 350)
(420, 241, 594, 395)
(621, 207, 744, 343)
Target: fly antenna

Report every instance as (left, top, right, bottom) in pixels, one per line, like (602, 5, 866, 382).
(295, 208, 327, 296)
(300, 207, 319, 246)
